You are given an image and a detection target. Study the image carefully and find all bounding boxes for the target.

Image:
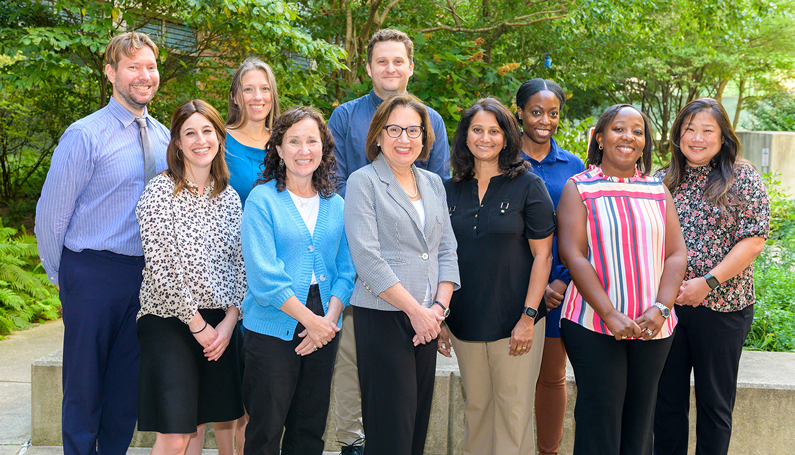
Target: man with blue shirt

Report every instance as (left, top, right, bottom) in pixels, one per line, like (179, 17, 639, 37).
(328, 28, 450, 454)
(35, 32, 168, 455)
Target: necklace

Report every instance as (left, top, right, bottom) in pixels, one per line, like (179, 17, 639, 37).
(236, 128, 269, 142)
(406, 167, 419, 198)
(295, 196, 311, 208)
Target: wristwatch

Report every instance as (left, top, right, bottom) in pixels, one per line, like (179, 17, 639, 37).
(433, 300, 450, 319)
(522, 306, 538, 319)
(704, 272, 720, 290)
(652, 301, 670, 319)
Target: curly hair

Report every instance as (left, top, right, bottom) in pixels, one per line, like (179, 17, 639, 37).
(451, 98, 528, 182)
(255, 107, 337, 198)
(587, 104, 653, 176)
(166, 99, 229, 199)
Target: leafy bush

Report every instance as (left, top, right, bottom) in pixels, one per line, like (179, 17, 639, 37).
(555, 117, 595, 162)
(746, 243, 795, 352)
(742, 89, 795, 132)
(0, 217, 60, 337)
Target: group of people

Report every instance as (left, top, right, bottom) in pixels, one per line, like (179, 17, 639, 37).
(35, 27, 769, 455)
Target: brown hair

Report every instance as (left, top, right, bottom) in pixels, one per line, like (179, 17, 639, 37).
(367, 28, 414, 64)
(226, 58, 281, 130)
(587, 104, 653, 175)
(451, 98, 528, 182)
(366, 94, 435, 163)
(104, 32, 159, 70)
(166, 100, 230, 199)
(662, 98, 744, 214)
(256, 107, 338, 199)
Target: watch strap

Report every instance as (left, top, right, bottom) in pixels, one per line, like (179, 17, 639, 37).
(704, 272, 720, 290)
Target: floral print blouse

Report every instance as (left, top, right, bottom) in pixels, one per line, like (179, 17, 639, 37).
(655, 162, 770, 312)
(136, 174, 246, 323)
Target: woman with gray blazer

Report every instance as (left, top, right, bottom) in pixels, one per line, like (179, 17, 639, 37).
(343, 94, 460, 455)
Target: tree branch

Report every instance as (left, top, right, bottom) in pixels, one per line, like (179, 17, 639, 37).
(417, 10, 566, 33)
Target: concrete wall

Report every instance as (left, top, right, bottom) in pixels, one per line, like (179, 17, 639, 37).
(738, 131, 795, 195)
(32, 350, 795, 454)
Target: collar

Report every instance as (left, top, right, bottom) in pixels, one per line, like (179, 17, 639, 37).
(685, 163, 716, 176)
(589, 164, 642, 183)
(368, 90, 385, 110)
(107, 96, 151, 129)
(522, 137, 570, 164)
(184, 178, 215, 197)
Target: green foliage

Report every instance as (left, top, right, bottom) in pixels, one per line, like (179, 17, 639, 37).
(745, 243, 795, 352)
(743, 89, 795, 132)
(0, 217, 60, 337)
(762, 172, 795, 241)
(554, 117, 595, 162)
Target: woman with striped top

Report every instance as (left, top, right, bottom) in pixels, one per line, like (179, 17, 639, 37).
(556, 104, 687, 455)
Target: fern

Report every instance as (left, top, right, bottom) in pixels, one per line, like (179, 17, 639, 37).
(0, 217, 60, 337)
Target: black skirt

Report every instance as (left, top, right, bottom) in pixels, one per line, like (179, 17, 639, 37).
(137, 308, 244, 433)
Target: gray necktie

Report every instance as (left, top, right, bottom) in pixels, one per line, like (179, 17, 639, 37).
(135, 117, 158, 184)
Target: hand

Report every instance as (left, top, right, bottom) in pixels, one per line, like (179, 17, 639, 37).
(204, 317, 237, 361)
(676, 278, 711, 307)
(634, 306, 666, 340)
(509, 315, 535, 356)
(295, 329, 319, 356)
(545, 279, 568, 311)
(193, 324, 219, 349)
(409, 305, 444, 346)
(437, 324, 452, 357)
(295, 314, 340, 355)
(604, 310, 641, 341)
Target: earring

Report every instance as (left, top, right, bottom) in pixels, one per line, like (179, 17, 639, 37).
(377, 142, 381, 148)
(599, 144, 603, 151)
(279, 158, 284, 167)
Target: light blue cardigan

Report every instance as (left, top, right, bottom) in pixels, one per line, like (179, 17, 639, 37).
(241, 179, 355, 341)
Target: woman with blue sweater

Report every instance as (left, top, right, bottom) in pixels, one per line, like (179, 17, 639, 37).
(240, 107, 355, 455)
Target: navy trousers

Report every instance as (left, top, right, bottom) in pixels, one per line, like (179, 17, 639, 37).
(59, 248, 144, 455)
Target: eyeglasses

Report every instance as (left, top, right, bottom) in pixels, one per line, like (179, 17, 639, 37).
(383, 124, 424, 139)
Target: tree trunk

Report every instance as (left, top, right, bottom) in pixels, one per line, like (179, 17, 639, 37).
(733, 78, 745, 130)
(715, 77, 729, 103)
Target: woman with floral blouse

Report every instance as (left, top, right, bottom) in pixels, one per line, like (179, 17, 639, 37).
(653, 98, 770, 455)
(135, 99, 246, 455)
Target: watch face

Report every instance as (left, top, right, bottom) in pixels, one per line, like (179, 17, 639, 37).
(443, 308, 451, 318)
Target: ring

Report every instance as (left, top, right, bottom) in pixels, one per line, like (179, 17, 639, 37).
(645, 328, 653, 336)
(425, 336, 432, 340)
(621, 335, 627, 340)
(313, 346, 318, 351)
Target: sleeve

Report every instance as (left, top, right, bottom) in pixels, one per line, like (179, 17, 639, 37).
(229, 191, 246, 312)
(136, 178, 197, 324)
(343, 172, 402, 295)
(434, 175, 461, 289)
(329, 107, 350, 198)
(240, 188, 296, 309)
(331, 219, 356, 307)
(423, 113, 451, 181)
(34, 126, 95, 284)
(733, 164, 770, 241)
(524, 175, 557, 239)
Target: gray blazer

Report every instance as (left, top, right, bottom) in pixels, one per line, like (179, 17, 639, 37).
(344, 155, 460, 312)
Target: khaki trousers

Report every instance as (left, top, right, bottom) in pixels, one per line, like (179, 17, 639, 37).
(450, 323, 545, 455)
(333, 305, 364, 444)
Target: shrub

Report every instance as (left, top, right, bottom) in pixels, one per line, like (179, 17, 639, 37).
(0, 217, 60, 337)
(746, 243, 795, 352)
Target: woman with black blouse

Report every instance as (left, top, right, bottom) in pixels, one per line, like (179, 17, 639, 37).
(653, 98, 770, 455)
(439, 98, 555, 455)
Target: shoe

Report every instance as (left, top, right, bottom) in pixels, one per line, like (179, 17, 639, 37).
(339, 438, 365, 455)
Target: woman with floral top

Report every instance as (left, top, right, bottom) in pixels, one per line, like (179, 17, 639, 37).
(653, 98, 770, 455)
(135, 99, 246, 455)
(557, 104, 687, 454)
(240, 107, 355, 455)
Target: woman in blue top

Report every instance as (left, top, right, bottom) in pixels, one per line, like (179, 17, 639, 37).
(240, 107, 356, 455)
(516, 78, 584, 455)
(225, 58, 281, 206)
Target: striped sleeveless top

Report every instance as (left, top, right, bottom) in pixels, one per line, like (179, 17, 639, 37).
(560, 166, 677, 338)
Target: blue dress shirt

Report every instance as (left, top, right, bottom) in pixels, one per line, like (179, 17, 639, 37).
(225, 132, 265, 207)
(523, 137, 584, 337)
(35, 96, 169, 284)
(328, 90, 450, 198)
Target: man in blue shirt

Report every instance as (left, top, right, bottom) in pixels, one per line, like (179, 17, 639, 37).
(35, 32, 169, 455)
(327, 28, 450, 454)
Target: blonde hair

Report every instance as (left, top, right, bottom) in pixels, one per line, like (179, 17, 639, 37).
(226, 58, 281, 130)
(104, 32, 159, 70)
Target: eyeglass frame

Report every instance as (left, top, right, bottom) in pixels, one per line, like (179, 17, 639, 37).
(382, 124, 425, 139)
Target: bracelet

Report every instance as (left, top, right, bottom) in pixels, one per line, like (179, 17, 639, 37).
(191, 321, 208, 334)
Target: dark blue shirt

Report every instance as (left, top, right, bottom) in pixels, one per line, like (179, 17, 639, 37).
(523, 137, 584, 336)
(328, 90, 450, 198)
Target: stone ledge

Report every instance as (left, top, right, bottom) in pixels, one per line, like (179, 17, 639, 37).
(32, 350, 795, 454)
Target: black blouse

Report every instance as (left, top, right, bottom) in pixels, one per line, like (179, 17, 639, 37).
(444, 171, 556, 342)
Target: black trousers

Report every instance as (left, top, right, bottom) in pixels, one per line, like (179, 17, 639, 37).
(561, 319, 674, 455)
(242, 285, 339, 455)
(654, 305, 753, 455)
(59, 248, 143, 455)
(353, 306, 438, 455)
